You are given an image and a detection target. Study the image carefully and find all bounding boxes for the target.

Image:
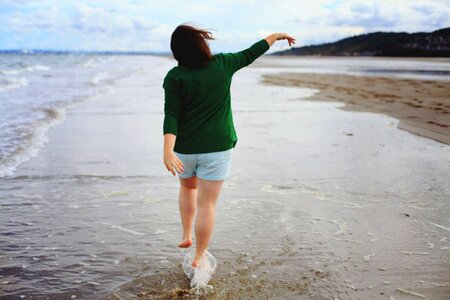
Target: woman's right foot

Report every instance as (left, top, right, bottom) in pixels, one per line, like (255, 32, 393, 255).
(191, 251, 206, 268)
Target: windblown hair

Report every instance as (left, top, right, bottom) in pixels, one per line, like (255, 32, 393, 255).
(170, 23, 216, 70)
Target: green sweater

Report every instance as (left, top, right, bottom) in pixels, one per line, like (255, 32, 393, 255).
(163, 38, 270, 154)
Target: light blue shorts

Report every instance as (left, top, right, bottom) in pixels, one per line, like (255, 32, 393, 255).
(174, 149, 233, 181)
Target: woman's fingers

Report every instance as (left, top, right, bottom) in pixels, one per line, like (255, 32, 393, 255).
(177, 158, 184, 167)
(168, 160, 183, 175)
(288, 37, 295, 46)
(175, 162, 183, 174)
(165, 162, 176, 175)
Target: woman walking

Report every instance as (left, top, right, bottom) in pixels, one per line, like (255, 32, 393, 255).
(162, 23, 295, 268)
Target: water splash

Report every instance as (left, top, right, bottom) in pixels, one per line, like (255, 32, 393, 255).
(181, 249, 216, 290)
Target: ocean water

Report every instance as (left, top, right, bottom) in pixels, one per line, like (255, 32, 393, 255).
(0, 54, 128, 177)
(258, 56, 450, 80)
(0, 55, 449, 299)
(0, 55, 449, 178)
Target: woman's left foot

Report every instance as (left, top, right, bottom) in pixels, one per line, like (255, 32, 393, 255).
(178, 239, 192, 248)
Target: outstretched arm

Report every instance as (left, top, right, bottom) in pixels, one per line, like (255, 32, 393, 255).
(222, 32, 296, 74)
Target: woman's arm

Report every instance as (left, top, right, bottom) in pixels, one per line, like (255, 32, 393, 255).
(162, 73, 184, 176)
(264, 33, 296, 47)
(221, 33, 296, 74)
(164, 133, 176, 154)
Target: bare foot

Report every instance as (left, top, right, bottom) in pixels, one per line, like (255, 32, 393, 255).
(191, 251, 206, 268)
(178, 239, 192, 248)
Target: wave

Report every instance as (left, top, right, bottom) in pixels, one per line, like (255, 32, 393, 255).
(79, 58, 99, 68)
(0, 77, 28, 93)
(0, 64, 51, 75)
(0, 86, 116, 178)
(79, 56, 117, 68)
(0, 107, 65, 178)
(25, 64, 51, 72)
(90, 71, 110, 86)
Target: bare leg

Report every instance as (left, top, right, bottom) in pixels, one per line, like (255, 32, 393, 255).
(192, 177, 224, 267)
(178, 176, 198, 248)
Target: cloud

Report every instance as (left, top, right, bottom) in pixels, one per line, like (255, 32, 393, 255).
(5, 7, 70, 31)
(308, 0, 450, 32)
(329, 1, 400, 28)
(0, 0, 449, 51)
(72, 4, 164, 35)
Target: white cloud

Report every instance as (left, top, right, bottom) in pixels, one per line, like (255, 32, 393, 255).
(72, 4, 158, 35)
(1, 0, 449, 51)
(306, 0, 450, 33)
(6, 7, 70, 31)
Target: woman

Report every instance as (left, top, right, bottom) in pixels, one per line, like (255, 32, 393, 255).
(163, 23, 295, 268)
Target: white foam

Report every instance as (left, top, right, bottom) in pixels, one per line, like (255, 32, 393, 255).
(362, 253, 375, 262)
(99, 221, 144, 236)
(395, 288, 425, 298)
(90, 71, 112, 86)
(25, 65, 50, 72)
(0, 77, 28, 93)
(0, 64, 50, 75)
(428, 222, 450, 232)
(0, 69, 20, 75)
(0, 107, 65, 177)
(182, 249, 216, 289)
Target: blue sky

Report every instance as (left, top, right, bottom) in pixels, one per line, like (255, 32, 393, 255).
(0, 0, 449, 52)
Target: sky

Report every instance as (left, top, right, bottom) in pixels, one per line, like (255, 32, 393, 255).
(0, 0, 449, 53)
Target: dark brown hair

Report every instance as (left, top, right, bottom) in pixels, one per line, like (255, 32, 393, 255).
(170, 23, 216, 70)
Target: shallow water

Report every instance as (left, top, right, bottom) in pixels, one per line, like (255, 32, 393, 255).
(0, 56, 449, 299)
(257, 56, 450, 80)
(0, 54, 132, 178)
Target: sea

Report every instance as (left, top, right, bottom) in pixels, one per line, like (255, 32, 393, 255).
(1, 54, 449, 178)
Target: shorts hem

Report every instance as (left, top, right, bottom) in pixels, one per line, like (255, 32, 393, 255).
(196, 174, 229, 181)
(179, 174, 196, 179)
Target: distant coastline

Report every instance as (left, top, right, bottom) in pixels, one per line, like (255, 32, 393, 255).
(0, 49, 168, 55)
(272, 27, 450, 57)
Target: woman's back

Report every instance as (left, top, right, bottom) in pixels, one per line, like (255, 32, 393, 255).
(163, 38, 270, 154)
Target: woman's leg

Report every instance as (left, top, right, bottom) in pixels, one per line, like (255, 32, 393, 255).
(178, 176, 198, 248)
(192, 177, 224, 267)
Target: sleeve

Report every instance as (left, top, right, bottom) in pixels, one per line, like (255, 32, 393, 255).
(162, 73, 181, 135)
(222, 38, 270, 74)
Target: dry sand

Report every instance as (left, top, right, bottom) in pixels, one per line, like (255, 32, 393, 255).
(259, 72, 450, 145)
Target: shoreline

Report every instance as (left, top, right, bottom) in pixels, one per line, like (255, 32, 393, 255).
(259, 72, 450, 145)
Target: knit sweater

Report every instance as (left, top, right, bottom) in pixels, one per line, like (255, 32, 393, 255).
(163, 38, 270, 154)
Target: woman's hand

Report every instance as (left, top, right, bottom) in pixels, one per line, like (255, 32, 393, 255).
(275, 33, 296, 46)
(164, 150, 184, 176)
(264, 33, 296, 47)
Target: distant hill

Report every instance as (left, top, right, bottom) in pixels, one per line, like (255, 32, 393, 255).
(273, 27, 450, 57)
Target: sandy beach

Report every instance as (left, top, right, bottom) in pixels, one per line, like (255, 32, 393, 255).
(1, 55, 449, 299)
(259, 71, 450, 145)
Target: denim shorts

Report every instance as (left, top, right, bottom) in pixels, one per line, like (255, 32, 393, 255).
(173, 149, 233, 181)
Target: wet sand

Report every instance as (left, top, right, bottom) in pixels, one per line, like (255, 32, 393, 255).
(1, 56, 449, 299)
(259, 72, 450, 145)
